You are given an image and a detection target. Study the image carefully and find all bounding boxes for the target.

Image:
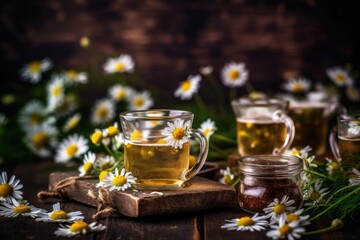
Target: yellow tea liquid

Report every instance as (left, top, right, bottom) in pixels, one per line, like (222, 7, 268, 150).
(339, 136, 360, 168)
(236, 118, 287, 155)
(124, 140, 190, 190)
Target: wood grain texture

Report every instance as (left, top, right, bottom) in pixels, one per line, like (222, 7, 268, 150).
(48, 172, 237, 217)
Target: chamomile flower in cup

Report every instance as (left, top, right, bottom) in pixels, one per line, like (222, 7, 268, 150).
(120, 109, 209, 190)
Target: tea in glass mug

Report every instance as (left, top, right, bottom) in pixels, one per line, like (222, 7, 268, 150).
(231, 98, 295, 155)
(120, 110, 209, 190)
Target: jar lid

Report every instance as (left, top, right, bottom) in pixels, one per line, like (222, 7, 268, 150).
(238, 154, 303, 177)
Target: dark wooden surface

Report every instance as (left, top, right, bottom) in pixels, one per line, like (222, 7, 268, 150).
(1, 161, 360, 240)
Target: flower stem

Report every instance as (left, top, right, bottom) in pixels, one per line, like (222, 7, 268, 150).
(194, 93, 208, 115)
(302, 225, 336, 235)
(325, 185, 358, 204)
(102, 142, 117, 160)
(207, 74, 227, 115)
(304, 169, 334, 181)
(232, 177, 240, 187)
(212, 133, 237, 144)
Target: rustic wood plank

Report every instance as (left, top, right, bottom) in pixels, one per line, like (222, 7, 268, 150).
(48, 172, 236, 217)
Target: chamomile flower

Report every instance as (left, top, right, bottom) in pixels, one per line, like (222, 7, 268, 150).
(221, 213, 268, 232)
(349, 168, 360, 186)
(285, 209, 310, 226)
(161, 119, 190, 149)
(346, 87, 360, 102)
(91, 99, 116, 125)
(325, 157, 342, 175)
(25, 124, 58, 157)
(64, 69, 88, 85)
(63, 113, 81, 132)
(47, 75, 66, 112)
(284, 78, 311, 93)
(128, 91, 154, 110)
(94, 155, 116, 171)
(55, 134, 89, 163)
(0, 198, 43, 218)
(263, 196, 296, 220)
(78, 152, 96, 176)
(19, 58, 52, 83)
(36, 202, 84, 223)
(91, 130, 103, 145)
(19, 101, 47, 131)
(102, 122, 119, 138)
(174, 74, 201, 100)
(326, 67, 353, 86)
(219, 167, 235, 185)
(96, 170, 109, 188)
(266, 213, 305, 240)
(0, 172, 23, 203)
(199, 119, 217, 139)
(54, 220, 106, 237)
(348, 122, 360, 136)
(102, 168, 137, 191)
(304, 179, 329, 206)
(286, 146, 312, 159)
(199, 66, 213, 75)
(108, 84, 134, 102)
(221, 62, 249, 88)
(104, 54, 134, 74)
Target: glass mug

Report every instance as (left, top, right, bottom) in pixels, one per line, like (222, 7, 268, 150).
(329, 114, 360, 169)
(231, 98, 295, 155)
(119, 109, 209, 190)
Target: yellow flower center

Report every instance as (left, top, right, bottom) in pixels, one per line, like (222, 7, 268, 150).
(13, 204, 31, 214)
(309, 191, 321, 201)
(172, 128, 185, 140)
(52, 85, 62, 98)
(107, 126, 119, 137)
(66, 144, 78, 157)
(80, 37, 90, 48)
(66, 117, 80, 130)
(278, 224, 292, 236)
(112, 176, 127, 187)
(83, 162, 93, 174)
(99, 171, 108, 182)
(287, 213, 300, 222)
(0, 183, 13, 197)
(134, 97, 144, 108)
(30, 113, 43, 125)
(331, 162, 341, 171)
(203, 128, 211, 137)
(291, 149, 301, 156)
(31, 131, 48, 149)
(237, 216, 255, 226)
(131, 130, 142, 141)
(291, 83, 304, 92)
(96, 106, 108, 119)
(156, 138, 167, 144)
(228, 69, 240, 80)
(69, 221, 91, 233)
(114, 62, 125, 71)
(180, 80, 192, 91)
(66, 70, 77, 80)
(273, 203, 286, 215)
(28, 61, 41, 73)
(335, 73, 346, 82)
(91, 131, 103, 145)
(116, 90, 126, 100)
(50, 210, 69, 220)
(224, 175, 232, 185)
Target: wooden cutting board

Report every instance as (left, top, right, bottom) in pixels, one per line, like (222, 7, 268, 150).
(48, 172, 237, 217)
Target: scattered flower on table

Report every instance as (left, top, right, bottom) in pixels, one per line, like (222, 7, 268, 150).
(161, 119, 190, 149)
(199, 118, 217, 139)
(280, 209, 310, 227)
(0, 172, 23, 203)
(219, 167, 234, 185)
(64, 69, 88, 85)
(102, 168, 137, 191)
(326, 66, 353, 86)
(304, 179, 329, 207)
(19, 100, 47, 131)
(266, 213, 305, 240)
(348, 122, 360, 136)
(25, 124, 58, 158)
(199, 66, 213, 75)
(55, 134, 89, 163)
(95, 155, 116, 171)
(174, 74, 201, 100)
(108, 84, 134, 102)
(221, 62, 249, 88)
(349, 168, 360, 186)
(283, 78, 311, 93)
(91, 99, 116, 125)
(54, 220, 106, 237)
(63, 113, 81, 132)
(263, 196, 296, 220)
(325, 158, 342, 175)
(19, 58, 52, 84)
(103, 54, 134, 74)
(36, 202, 84, 223)
(96, 170, 109, 188)
(0, 198, 44, 218)
(221, 213, 268, 232)
(78, 152, 96, 176)
(128, 91, 154, 110)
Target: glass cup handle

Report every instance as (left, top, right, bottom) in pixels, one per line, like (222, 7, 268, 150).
(329, 126, 341, 162)
(272, 110, 295, 155)
(182, 129, 209, 181)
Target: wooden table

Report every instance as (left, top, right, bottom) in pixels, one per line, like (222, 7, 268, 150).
(1, 162, 359, 240)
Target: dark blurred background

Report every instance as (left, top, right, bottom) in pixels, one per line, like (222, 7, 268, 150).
(0, 0, 359, 105)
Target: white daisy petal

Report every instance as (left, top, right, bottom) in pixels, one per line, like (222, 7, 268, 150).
(102, 168, 137, 192)
(221, 62, 249, 88)
(103, 54, 134, 74)
(0, 172, 24, 203)
(174, 74, 201, 100)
